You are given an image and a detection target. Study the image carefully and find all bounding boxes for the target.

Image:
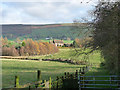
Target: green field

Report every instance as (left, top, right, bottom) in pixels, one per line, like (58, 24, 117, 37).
(2, 59, 84, 88)
(2, 48, 107, 88)
(28, 48, 102, 64)
(39, 39, 73, 43)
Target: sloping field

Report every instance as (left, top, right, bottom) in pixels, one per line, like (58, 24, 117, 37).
(2, 48, 104, 88)
(2, 59, 83, 88)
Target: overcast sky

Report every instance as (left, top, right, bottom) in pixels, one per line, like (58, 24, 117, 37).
(1, 0, 98, 24)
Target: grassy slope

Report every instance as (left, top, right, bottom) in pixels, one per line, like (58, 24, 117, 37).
(2, 48, 102, 88)
(28, 49, 115, 88)
(2, 59, 84, 88)
(2, 48, 112, 88)
(28, 48, 102, 63)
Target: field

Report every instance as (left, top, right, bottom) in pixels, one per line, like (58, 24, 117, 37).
(2, 48, 107, 88)
(2, 59, 84, 88)
(27, 48, 102, 64)
(39, 39, 73, 43)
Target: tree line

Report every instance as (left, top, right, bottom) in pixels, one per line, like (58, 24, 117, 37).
(91, 1, 120, 75)
(73, 1, 119, 75)
(1, 37, 59, 56)
(79, 1, 120, 75)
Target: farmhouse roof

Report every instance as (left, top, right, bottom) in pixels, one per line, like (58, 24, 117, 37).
(54, 40, 64, 43)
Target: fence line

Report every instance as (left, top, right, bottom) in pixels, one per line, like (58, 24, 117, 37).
(13, 66, 120, 89)
(51, 66, 88, 89)
(79, 75, 120, 89)
(14, 70, 51, 89)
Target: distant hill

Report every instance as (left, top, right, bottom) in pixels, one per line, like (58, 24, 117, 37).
(2, 23, 89, 40)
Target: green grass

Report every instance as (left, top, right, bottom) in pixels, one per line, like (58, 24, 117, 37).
(38, 39, 73, 43)
(2, 48, 110, 88)
(28, 48, 102, 64)
(63, 40, 73, 43)
(2, 59, 84, 88)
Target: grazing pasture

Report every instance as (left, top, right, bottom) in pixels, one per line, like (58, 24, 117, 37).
(2, 59, 83, 88)
(28, 48, 102, 64)
(2, 48, 105, 88)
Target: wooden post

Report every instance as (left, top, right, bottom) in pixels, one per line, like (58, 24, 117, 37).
(83, 67, 85, 74)
(79, 68, 82, 74)
(64, 72, 67, 79)
(86, 66, 88, 71)
(37, 70, 41, 88)
(75, 70, 78, 79)
(49, 77, 51, 89)
(15, 76, 19, 88)
(61, 76, 64, 80)
(29, 86, 31, 90)
(37, 70, 41, 81)
(67, 72, 69, 79)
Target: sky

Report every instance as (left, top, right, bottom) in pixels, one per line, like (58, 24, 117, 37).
(1, 0, 99, 24)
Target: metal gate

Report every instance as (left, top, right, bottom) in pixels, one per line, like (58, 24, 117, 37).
(78, 75, 120, 90)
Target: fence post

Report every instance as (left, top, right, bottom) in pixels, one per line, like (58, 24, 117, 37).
(49, 77, 51, 89)
(85, 66, 88, 72)
(75, 70, 78, 79)
(83, 67, 85, 74)
(37, 70, 41, 88)
(61, 76, 64, 80)
(29, 86, 31, 90)
(15, 76, 19, 88)
(37, 70, 41, 81)
(79, 67, 82, 74)
(67, 72, 70, 79)
(64, 72, 67, 79)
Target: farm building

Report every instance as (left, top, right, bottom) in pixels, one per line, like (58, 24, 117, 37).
(49, 40, 64, 46)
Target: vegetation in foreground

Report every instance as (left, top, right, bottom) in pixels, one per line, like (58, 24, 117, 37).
(87, 2, 120, 75)
(2, 48, 104, 88)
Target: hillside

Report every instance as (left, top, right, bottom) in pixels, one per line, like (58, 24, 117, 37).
(2, 23, 89, 40)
